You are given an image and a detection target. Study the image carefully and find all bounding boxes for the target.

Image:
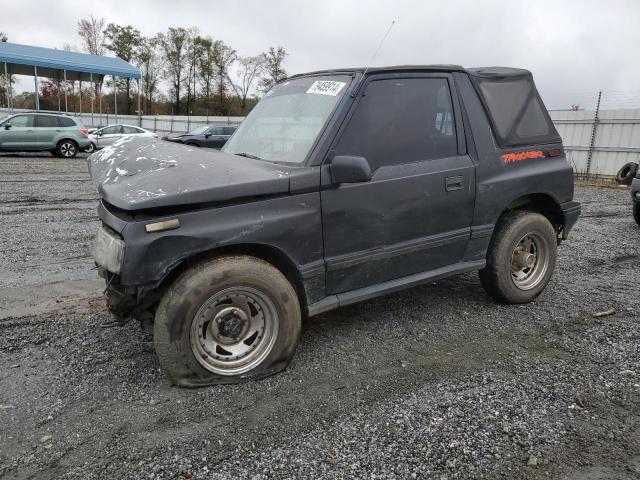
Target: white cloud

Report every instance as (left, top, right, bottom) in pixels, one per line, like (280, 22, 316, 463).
(4, 0, 640, 109)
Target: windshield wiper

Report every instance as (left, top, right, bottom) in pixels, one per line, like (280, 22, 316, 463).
(235, 152, 264, 161)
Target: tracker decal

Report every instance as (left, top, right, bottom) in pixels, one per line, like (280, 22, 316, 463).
(501, 150, 545, 164)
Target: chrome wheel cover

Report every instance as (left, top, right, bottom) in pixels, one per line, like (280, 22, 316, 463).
(190, 286, 278, 375)
(511, 232, 550, 290)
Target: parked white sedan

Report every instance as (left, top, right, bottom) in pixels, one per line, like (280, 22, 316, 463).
(86, 124, 159, 152)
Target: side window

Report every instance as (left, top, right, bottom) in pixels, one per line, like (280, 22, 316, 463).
(9, 115, 34, 128)
(334, 78, 457, 170)
(102, 125, 122, 135)
(223, 127, 236, 135)
(212, 127, 224, 135)
(122, 126, 140, 134)
(35, 115, 60, 128)
(59, 117, 76, 127)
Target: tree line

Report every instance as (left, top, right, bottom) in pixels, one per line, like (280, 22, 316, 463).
(0, 18, 289, 117)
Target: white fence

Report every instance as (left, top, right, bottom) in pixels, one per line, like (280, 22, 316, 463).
(549, 109, 640, 177)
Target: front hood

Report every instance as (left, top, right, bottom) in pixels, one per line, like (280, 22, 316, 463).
(88, 137, 292, 211)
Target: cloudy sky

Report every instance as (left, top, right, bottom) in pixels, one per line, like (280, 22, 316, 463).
(3, 0, 640, 110)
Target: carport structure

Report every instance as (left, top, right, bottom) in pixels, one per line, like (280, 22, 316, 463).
(0, 41, 141, 124)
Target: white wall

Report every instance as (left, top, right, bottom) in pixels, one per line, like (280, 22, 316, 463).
(549, 109, 640, 177)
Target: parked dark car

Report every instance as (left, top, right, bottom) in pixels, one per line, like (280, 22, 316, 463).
(89, 65, 581, 387)
(631, 172, 640, 226)
(164, 125, 237, 149)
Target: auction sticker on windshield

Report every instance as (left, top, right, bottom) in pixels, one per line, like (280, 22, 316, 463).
(307, 81, 346, 96)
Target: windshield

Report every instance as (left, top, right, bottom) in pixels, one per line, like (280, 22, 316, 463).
(188, 126, 209, 135)
(223, 75, 351, 164)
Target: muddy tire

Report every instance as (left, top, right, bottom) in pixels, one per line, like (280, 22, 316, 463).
(154, 256, 301, 387)
(479, 211, 557, 304)
(616, 162, 638, 185)
(634, 202, 640, 227)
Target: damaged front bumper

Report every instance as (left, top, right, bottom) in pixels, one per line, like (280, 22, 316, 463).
(98, 268, 159, 321)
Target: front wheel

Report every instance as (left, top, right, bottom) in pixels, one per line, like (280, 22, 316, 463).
(154, 256, 301, 387)
(479, 211, 557, 304)
(56, 140, 78, 158)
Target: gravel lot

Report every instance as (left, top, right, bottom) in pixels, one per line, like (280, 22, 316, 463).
(0, 153, 639, 479)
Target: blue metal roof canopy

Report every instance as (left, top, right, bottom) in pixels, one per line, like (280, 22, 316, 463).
(0, 42, 140, 80)
(0, 41, 141, 121)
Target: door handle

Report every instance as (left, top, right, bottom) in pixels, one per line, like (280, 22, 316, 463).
(445, 175, 464, 192)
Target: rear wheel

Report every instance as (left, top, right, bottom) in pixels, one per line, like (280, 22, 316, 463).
(56, 140, 78, 158)
(154, 256, 301, 387)
(84, 142, 96, 154)
(479, 211, 557, 304)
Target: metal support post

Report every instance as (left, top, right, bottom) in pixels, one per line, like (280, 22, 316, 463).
(63, 69, 68, 112)
(586, 91, 602, 176)
(33, 66, 40, 110)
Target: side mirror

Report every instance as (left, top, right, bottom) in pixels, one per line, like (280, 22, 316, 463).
(4, 123, 11, 130)
(330, 155, 372, 184)
(204, 133, 211, 138)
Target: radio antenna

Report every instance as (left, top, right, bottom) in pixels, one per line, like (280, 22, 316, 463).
(357, 20, 396, 92)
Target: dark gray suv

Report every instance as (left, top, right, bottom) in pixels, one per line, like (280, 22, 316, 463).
(0, 112, 90, 157)
(90, 65, 581, 387)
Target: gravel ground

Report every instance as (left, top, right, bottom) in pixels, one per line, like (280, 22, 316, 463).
(0, 153, 98, 289)
(0, 153, 639, 479)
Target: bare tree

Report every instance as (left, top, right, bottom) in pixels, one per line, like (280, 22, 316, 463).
(77, 15, 106, 55)
(184, 28, 203, 115)
(230, 55, 265, 112)
(212, 40, 237, 115)
(0, 32, 7, 42)
(197, 37, 216, 116)
(157, 27, 190, 114)
(136, 36, 163, 114)
(258, 46, 288, 92)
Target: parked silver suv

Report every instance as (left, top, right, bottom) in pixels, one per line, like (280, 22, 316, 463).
(0, 112, 90, 157)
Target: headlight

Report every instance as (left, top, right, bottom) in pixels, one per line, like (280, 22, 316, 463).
(92, 226, 124, 274)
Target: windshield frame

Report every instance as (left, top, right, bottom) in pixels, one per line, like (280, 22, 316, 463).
(223, 72, 357, 167)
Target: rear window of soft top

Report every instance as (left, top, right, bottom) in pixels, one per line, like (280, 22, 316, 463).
(468, 69, 560, 148)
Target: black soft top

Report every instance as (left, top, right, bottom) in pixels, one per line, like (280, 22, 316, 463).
(288, 65, 557, 148)
(288, 65, 531, 78)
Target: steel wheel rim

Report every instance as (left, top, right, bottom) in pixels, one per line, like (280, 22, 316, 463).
(510, 231, 549, 290)
(85, 143, 95, 153)
(60, 142, 75, 157)
(190, 286, 279, 376)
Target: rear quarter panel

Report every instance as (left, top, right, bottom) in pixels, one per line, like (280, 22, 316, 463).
(453, 72, 575, 260)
